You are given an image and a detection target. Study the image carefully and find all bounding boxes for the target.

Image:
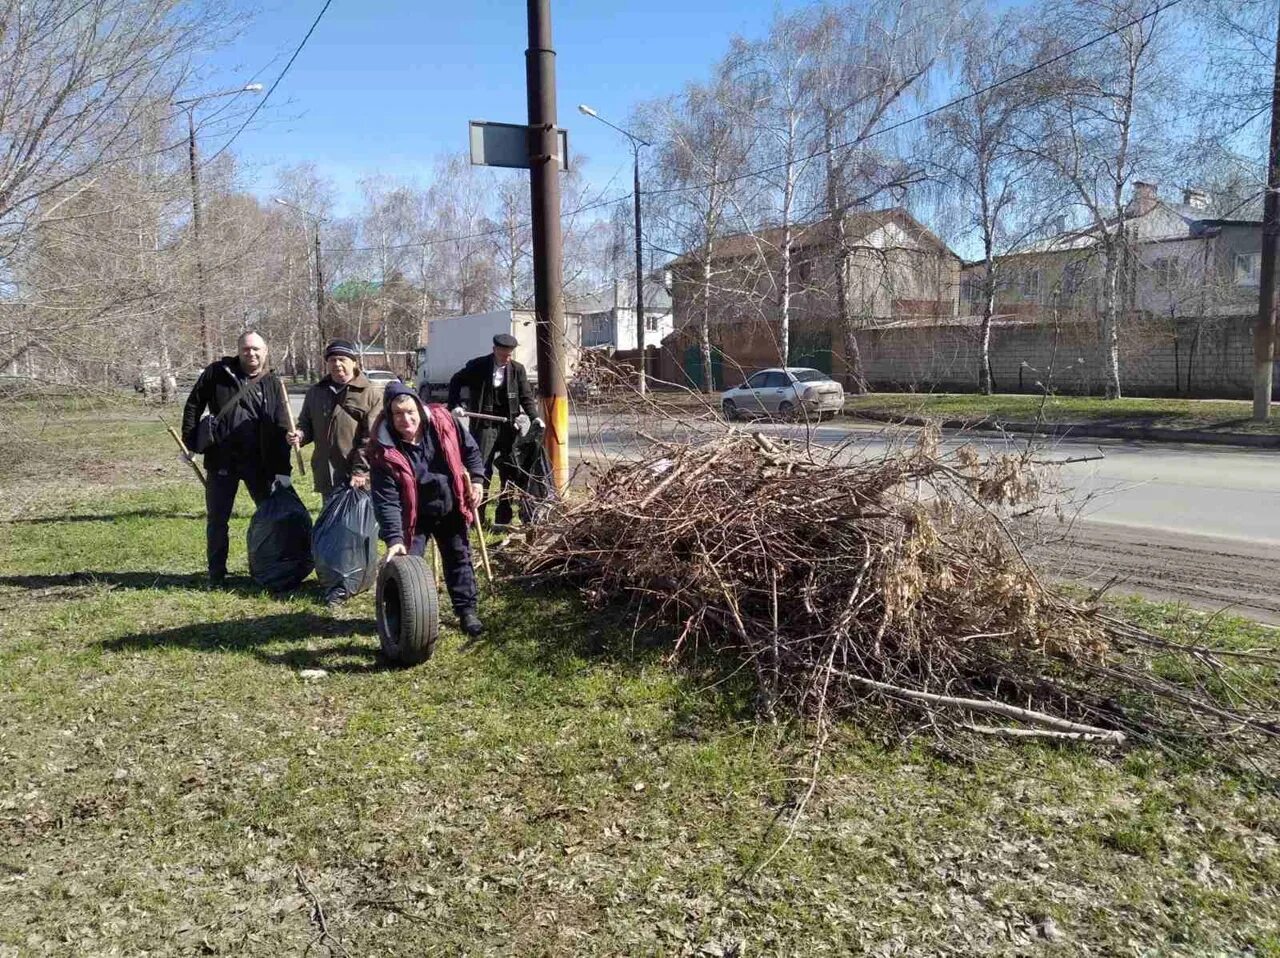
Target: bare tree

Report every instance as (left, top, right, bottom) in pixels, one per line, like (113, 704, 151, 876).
(1021, 0, 1180, 399)
(929, 10, 1052, 394)
(647, 69, 753, 392)
(807, 0, 960, 391)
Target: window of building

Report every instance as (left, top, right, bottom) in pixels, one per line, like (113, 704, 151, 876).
(645, 315, 659, 332)
(1061, 261, 1086, 299)
(1151, 257, 1177, 289)
(1236, 251, 1262, 287)
(1019, 268, 1042, 301)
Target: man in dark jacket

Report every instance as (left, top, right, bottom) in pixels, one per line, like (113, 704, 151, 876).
(287, 339, 380, 501)
(446, 333, 541, 526)
(182, 331, 292, 587)
(368, 382, 487, 636)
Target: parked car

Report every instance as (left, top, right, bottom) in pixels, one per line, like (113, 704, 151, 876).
(363, 369, 400, 388)
(720, 367, 845, 421)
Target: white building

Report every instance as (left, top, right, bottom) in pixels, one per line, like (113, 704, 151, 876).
(576, 278, 674, 352)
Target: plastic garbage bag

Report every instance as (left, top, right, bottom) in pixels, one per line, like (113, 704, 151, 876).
(511, 425, 557, 525)
(312, 485, 378, 599)
(247, 480, 313, 591)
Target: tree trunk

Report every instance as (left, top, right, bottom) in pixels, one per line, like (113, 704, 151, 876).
(1102, 242, 1123, 399)
(980, 271, 996, 395)
(779, 224, 792, 367)
(700, 255, 715, 393)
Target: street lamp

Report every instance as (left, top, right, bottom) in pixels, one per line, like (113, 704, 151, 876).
(274, 198, 329, 346)
(578, 103, 651, 395)
(177, 83, 264, 362)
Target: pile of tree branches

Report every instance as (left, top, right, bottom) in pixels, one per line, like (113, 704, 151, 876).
(517, 430, 1280, 754)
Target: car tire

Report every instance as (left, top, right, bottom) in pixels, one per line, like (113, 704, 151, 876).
(376, 555, 439, 666)
(777, 401, 796, 421)
(722, 399, 739, 421)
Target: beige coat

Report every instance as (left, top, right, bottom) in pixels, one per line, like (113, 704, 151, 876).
(297, 372, 381, 494)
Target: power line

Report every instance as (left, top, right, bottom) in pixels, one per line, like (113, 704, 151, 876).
(641, 0, 1188, 200)
(319, 191, 634, 253)
(203, 0, 337, 167)
(213, 0, 1185, 258)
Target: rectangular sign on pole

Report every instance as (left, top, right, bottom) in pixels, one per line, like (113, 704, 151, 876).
(469, 120, 569, 171)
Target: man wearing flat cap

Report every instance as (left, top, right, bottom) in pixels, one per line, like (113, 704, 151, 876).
(445, 332, 541, 526)
(289, 339, 382, 506)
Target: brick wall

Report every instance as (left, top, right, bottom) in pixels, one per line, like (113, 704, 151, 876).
(854, 313, 1255, 398)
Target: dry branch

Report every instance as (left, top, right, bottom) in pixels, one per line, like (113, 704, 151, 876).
(515, 428, 1279, 755)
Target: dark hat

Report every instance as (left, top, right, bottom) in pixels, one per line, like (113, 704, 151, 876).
(493, 333, 518, 349)
(324, 339, 358, 360)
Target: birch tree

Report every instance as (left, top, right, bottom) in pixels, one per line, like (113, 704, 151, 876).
(929, 11, 1048, 394)
(647, 69, 753, 392)
(1022, 0, 1179, 399)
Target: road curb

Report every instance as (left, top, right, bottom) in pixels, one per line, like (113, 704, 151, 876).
(844, 411, 1280, 449)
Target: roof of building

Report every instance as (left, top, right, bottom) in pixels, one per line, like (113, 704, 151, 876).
(570, 277, 673, 314)
(996, 189, 1262, 262)
(666, 207, 958, 267)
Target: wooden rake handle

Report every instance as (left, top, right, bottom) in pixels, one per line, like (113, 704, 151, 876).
(277, 376, 306, 476)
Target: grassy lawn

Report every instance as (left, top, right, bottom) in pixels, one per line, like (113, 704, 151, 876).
(1, 399, 1278, 956)
(844, 392, 1280, 435)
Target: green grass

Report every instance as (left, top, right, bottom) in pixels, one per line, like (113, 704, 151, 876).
(844, 392, 1280, 435)
(1, 399, 1278, 955)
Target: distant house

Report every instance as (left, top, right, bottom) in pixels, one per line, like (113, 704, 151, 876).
(574, 277, 674, 352)
(867, 183, 1271, 398)
(663, 207, 961, 388)
(961, 183, 1265, 320)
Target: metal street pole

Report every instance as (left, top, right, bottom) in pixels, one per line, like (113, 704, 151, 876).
(186, 109, 211, 362)
(527, 0, 568, 491)
(631, 142, 647, 395)
(1253, 0, 1280, 421)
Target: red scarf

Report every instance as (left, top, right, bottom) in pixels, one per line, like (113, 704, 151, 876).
(426, 403, 475, 527)
(366, 404, 475, 535)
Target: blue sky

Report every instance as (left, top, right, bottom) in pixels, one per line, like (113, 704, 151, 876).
(203, 0, 813, 213)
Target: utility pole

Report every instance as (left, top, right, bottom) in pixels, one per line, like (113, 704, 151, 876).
(579, 104, 650, 395)
(313, 226, 327, 343)
(176, 84, 263, 364)
(275, 199, 328, 348)
(1253, 0, 1280, 421)
(186, 109, 211, 363)
(527, 0, 569, 491)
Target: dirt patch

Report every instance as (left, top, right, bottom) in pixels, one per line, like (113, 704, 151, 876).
(1031, 521, 1280, 624)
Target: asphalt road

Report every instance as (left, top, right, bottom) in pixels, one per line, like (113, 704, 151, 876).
(564, 412, 1280, 621)
(566, 414, 1280, 542)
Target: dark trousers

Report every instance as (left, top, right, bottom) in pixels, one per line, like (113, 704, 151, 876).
(480, 425, 520, 526)
(409, 511, 477, 615)
(205, 465, 272, 579)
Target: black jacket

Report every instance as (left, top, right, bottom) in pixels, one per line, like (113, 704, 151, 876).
(182, 357, 292, 475)
(447, 355, 538, 422)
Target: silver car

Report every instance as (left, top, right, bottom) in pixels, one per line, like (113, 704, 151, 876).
(721, 367, 845, 421)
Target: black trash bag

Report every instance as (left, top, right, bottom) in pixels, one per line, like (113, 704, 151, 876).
(312, 485, 378, 599)
(511, 425, 557, 525)
(247, 481, 313, 592)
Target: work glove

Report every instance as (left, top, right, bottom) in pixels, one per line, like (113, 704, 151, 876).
(514, 412, 531, 436)
(272, 474, 292, 492)
(533, 417, 545, 430)
(451, 406, 467, 423)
